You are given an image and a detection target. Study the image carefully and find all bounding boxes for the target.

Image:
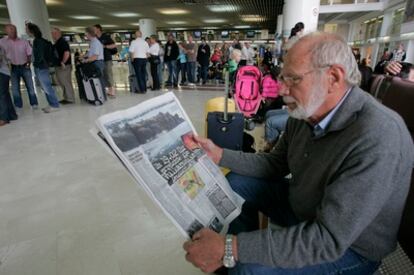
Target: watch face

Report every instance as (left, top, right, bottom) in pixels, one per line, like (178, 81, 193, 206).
(223, 256, 236, 268)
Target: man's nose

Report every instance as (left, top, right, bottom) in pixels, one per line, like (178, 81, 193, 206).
(279, 83, 290, 96)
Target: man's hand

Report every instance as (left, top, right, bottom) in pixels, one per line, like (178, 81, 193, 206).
(183, 228, 225, 273)
(385, 61, 402, 75)
(192, 135, 223, 164)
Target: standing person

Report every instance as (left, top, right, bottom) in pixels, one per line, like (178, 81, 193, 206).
(51, 27, 75, 104)
(262, 47, 273, 72)
(177, 42, 187, 85)
(148, 35, 160, 90)
(129, 30, 149, 93)
(197, 37, 210, 85)
(25, 23, 60, 113)
(389, 43, 406, 62)
(83, 26, 106, 94)
(0, 24, 38, 109)
(221, 42, 230, 64)
(157, 40, 164, 87)
(164, 33, 179, 88)
(0, 44, 17, 126)
(185, 35, 197, 84)
(241, 42, 254, 66)
(94, 24, 117, 98)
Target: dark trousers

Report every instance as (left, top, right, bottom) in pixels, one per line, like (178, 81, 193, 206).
(132, 58, 147, 92)
(0, 73, 17, 122)
(200, 65, 208, 84)
(149, 56, 160, 90)
(177, 62, 187, 84)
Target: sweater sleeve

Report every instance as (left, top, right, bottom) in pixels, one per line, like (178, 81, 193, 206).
(236, 135, 406, 268)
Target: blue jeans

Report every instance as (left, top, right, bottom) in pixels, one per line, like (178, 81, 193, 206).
(0, 73, 17, 122)
(264, 109, 289, 143)
(177, 62, 187, 84)
(226, 173, 381, 275)
(34, 68, 59, 108)
(187, 61, 196, 83)
(132, 58, 147, 92)
(10, 65, 38, 108)
(93, 60, 107, 98)
(166, 60, 177, 85)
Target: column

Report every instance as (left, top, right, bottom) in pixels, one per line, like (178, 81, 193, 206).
(276, 14, 283, 36)
(282, 0, 320, 38)
(138, 18, 156, 39)
(379, 11, 393, 37)
(6, 0, 52, 41)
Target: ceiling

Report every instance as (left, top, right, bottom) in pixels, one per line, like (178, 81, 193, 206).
(0, 0, 284, 33)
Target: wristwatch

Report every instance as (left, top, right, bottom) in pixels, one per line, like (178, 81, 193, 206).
(223, 234, 236, 268)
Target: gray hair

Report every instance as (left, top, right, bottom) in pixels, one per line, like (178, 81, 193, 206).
(292, 32, 361, 86)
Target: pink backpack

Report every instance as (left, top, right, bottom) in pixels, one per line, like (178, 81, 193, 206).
(234, 66, 262, 117)
(261, 74, 281, 99)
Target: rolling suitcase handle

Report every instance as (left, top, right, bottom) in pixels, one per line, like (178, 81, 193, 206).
(223, 64, 230, 122)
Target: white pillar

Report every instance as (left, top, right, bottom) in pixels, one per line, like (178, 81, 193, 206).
(277, 14, 283, 36)
(379, 11, 393, 37)
(138, 18, 156, 39)
(283, 0, 320, 38)
(406, 40, 414, 63)
(6, 0, 52, 41)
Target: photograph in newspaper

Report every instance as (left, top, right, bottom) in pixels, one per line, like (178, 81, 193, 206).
(96, 92, 244, 238)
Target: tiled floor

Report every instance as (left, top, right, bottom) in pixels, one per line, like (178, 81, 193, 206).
(0, 64, 224, 274)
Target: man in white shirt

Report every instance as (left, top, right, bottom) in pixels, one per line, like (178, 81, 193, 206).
(148, 35, 160, 90)
(129, 30, 149, 93)
(241, 42, 255, 66)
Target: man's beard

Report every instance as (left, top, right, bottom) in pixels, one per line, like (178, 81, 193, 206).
(283, 86, 327, 120)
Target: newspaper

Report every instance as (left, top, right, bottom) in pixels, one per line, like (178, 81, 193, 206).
(95, 92, 244, 238)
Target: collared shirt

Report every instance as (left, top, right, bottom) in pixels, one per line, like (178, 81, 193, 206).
(129, 38, 149, 59)
(313, 87, 352, 137)
(148, 42, 160, 56)
(87, 37, 104, 61)
(0, 36, 32, 65)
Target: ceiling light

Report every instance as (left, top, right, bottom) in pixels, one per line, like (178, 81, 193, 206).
(101, 24, 118, 28)
(69, 15, 99, 20)
(0, 4, 6, 8)
(157, 8, 189, 15)
(166, 21, 187, 25)
(234, 25, 251, 29)
(130, 23, 140, 26)
(111, 12, 141, 18)
(206, 5, 238, 12)
(46, 0, 62, 5)
(203, 19, 226, 23)
(202, 26, 219, 30)
(48, 18, 60, 22)
(240, 15, 266, 22)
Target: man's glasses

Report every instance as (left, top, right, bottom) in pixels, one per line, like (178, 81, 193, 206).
(278, 66, 330, 87)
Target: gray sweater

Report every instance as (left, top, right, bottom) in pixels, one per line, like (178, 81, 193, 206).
(220, 86, 414, 268)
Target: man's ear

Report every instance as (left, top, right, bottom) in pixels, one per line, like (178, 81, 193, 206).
(327, 65, 346, 93)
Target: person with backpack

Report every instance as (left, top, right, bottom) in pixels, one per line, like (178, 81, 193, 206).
(51, 27, 75, 104)
(26, 23, 60, 113)
(94, 24, 117, 98)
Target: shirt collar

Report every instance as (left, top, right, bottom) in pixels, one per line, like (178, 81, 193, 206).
(313, 87, 352, 136)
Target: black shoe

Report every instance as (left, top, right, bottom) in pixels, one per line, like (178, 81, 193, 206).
(173, 84, 178, 88)
(59, 100, 73, 105)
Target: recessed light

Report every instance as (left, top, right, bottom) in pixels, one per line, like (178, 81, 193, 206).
(101, 24, 118, 28)
(157, 8, 189, 15)
(234, 25, 251, 29)
(166, 21, 187, 25)
(46, 0, 62, 5)
(203, 19, 226, 23)
(69, 15, 99, 20)
(241, 15, 265, 22)
(111, 12, 141, 18)
(207, 5, 238, 12)
(48, 18, 60, 22)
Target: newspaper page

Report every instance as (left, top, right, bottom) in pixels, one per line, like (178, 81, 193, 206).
(95, 92, 244, 238)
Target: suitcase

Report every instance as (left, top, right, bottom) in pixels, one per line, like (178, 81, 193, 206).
(75, 66, 86, 100)
(207, 65, 244, 151)
(83, 77, 105, 105)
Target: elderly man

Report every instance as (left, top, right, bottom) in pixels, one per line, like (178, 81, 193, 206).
(0, 24, 38, 109)
(51, 27, 75, 104)
(184, 32, 414, 274)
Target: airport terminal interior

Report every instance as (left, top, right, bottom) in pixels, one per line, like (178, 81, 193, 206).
(0, 0, 414, 274)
